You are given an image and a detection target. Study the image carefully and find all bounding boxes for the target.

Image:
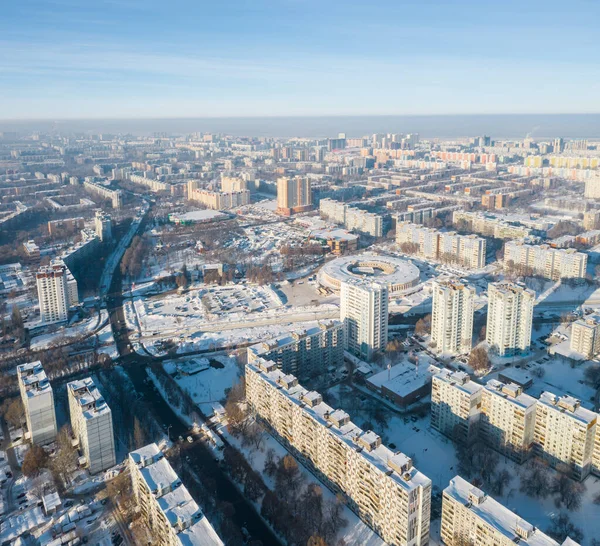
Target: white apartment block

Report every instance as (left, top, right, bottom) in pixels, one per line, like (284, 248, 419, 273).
(431, 370, 482, 444)
(187, 180, 250, 210)
(247, 320, 343, 379)
(431, 279, 475, 355)
(441, 475, 580, 546)
(452, 210, 534, 240)
(570, 313, 600, 359)
(246, 359, 431, 546)
(94, 210, 112, 242)
(396, 222, 486, 269)
(36, 262, 78, 324)
(319, 198, 348, 224)
(504, 241, 587, 281)
(584, 175, 600, 199)
(486, 281, 535, 356)
(128, 444, 224, 546)
(534, 392, 598, 481)
(83, 180, 123, 209)
(345, 207, 383, 237)
(340, 279, 388, 361)
(67, 377, 116, 474)
(220, 175, 248, 193)
(480, 380, 536, 463)
(17, 361, 57, 446)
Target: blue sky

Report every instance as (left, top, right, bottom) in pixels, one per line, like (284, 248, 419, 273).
(1, 0, 599, 119)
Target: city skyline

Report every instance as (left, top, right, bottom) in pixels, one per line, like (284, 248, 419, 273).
(2, 0, 600, 119)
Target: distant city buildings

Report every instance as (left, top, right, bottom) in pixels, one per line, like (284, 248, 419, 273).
(67, 377, 116, 474)
(486, 281, 535, 356)
(431, 279, 475, 355)
(247, 320, 344, 379)
(17, 361, 57, 446)
(82, 180, 123, 209)
(340, 279, 388, 361)
(36, 262, 78, 324)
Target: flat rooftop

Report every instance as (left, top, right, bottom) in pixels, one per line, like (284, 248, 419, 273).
(17, 361, 52, 398)
(67, 377, 111, 419)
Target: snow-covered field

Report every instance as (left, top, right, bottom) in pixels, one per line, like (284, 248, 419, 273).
(29, 309, 107, 349)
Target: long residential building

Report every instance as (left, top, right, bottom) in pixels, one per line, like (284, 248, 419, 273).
(246, 359, 431, 546)
(82, 180, 123, 209)
(320, 198, 383, 237)
(431, 369, 482, 445)
(17, 361, 57, 446)
(128, 443, 224, 546)
(341, 279, 388, 361)
(486, 281, 535, 356)
(504, 241, 587, 280)
(570, 313, 600, 358)
(431, 279, 475, 355)
(247, 320, 343, 379)
(396, 222, 486, 269)
(441, 475, 580, 546)
(187, 180, 250, 210)
(452, 210, 542, 239)
(67, 377, 116, 474)
(36, 262, 79, 324)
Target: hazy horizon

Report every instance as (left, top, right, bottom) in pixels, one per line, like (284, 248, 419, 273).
(2, 113, 599, 139)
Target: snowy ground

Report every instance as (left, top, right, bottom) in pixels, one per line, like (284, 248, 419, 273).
(164, 355, 241, 415)
(29, 309, 106, 350)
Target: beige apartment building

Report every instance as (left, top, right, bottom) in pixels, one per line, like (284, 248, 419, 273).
(441, 475, 580, 546)
(187, 180, 250, 210)
(431, 279, 475, 355)
(480, 380, 536, 463)
(431, 370, 482, 444)
(486, 281, 535, 356)
(276, 176, 312, 215)
(504, 241, 587, 280)
(246, 359, 431, 546)
(220, 175, 248, 193)
(36, 262, 78, 324)
(570, 313, 600, 359)
(534, 392, 598, 481)
(128, 444, 224, 546)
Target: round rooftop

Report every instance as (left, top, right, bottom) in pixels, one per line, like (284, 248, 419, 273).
(318, 254, 421, 294)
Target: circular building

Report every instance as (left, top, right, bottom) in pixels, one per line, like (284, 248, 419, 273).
(318, 254, 421, 295)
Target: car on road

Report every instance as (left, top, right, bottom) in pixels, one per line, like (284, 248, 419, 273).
(187, 436, 193, 443)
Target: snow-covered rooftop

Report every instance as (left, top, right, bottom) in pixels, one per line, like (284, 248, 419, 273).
(433, 368, 483, 396)
(17, 360, 52, 398)
(67, 377, 111, 420)
(485, 379, 537, 410)
(538, 391, 598, 425)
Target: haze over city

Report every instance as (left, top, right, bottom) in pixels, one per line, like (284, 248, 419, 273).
(1, 2, 600, 546)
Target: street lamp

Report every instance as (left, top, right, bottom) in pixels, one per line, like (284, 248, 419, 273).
(167, 424, 172, 443)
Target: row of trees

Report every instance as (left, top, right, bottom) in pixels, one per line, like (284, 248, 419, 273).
(121, 234, 149, 279)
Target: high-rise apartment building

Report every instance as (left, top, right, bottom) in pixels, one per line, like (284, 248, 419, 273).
(17, 361, 57, 446)
(94, 210, 112, 242)
(534, 392, 598, 481)
(340, 279, 388, 361)
(246, 359, 431, 546)
(480, 380, 536, 463)
(585, 175, 600, 199)
(276, 176, 312, 215)
(504, 241, 587, 280)
(431, 369, 482, 444)
(187, 180, 250, 210)
(344, 208, 383, 237)
(36, 262, 79, 324)
(128, 444, 224, 546)
(431, 279, 475, 355)
(486, 282, 535, 356)
(441, 476, 580, 546)
(220, 175, 248, 193)
(67, 377, 116, 474)
(583, 209, 600, 230)
(570, 313, 600, 359)
(247, 320, 343, 379)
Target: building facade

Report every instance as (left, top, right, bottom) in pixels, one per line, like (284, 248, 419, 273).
(504, 241, 587, 280)
(276, 176, 312, 215)
(340, 279, 388, 361)
(67, 377, 116, 474)
(570, 314, 600, 359)
(441, 476, 580, 546)
(94, 210, 112, 242)
(431, 279, 475, 355)
(17, 361, 57, 446)
(36, 262, 78, 324)
(486, 282, 535, 356)
(128, 444, 224, 546)
(247, 320, 343, 379)
(246, 359, 431, 546)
